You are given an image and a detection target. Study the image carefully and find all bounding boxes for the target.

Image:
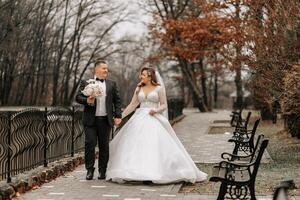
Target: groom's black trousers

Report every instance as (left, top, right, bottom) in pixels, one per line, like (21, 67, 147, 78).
(84, 116, 111, 173)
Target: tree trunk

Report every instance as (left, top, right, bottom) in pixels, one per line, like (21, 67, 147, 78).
(235, 65, 243, 109)
(214, 72, 218, 108)
(199, 60, 208, 107)
(234, 0, 243, 109)
(208, 71, 213, 111)
(178, 58, 207, 112)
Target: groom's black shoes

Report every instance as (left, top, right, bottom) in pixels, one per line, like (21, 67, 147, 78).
(98, 174, 106, 180)
(98, 173, 106, 180)
(86, 168, 95, 180)
(143, 181, 152, 185)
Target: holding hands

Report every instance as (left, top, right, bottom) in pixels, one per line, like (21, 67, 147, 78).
(114, 118, 122, 125)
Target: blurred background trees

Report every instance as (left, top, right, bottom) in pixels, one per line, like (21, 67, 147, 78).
(0, 0, 128, 106)
(0, 0, 299, 137)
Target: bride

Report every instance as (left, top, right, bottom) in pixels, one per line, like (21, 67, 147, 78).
(106, 67, 207, 184)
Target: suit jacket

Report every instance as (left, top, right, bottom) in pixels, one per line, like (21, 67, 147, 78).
(75, 79, 122, 127)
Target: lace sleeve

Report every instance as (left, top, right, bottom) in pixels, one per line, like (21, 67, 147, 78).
(154, 86, 167, 113)
(122, 87, 140, 118)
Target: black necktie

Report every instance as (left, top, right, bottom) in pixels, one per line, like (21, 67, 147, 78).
(96, 78, 104, 82)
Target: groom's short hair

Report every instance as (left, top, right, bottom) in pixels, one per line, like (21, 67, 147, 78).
(94, 59, 107, 67)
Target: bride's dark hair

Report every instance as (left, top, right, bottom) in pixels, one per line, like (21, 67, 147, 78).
(139, 67, 160, 87)
(135, 67, 160, 95)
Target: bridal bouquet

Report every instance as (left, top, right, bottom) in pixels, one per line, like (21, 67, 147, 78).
(82, 79, 103, 97)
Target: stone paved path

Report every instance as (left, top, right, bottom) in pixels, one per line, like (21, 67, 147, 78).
(15, 109, 291, 200)
(174, 109, 234, 163)
(175, 109, 271, 163)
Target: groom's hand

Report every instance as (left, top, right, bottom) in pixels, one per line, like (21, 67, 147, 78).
(114, 118, 122, 125)
(87, 96, 95, 106)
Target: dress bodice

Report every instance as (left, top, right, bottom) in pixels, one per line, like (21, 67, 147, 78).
(138, 87, 160, 109)
(122, 85, 167, 118)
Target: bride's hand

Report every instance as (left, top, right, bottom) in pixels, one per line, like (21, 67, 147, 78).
(149, 109, 157, 116)
(137, 81, 143, 87)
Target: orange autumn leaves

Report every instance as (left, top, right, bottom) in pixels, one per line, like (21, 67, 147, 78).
(162, 15, 235, 61)
(152, 0, 240, 62)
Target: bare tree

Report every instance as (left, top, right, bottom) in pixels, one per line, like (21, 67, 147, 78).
(0, 0, 129, 106)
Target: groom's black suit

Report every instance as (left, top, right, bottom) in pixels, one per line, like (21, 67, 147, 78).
(76, 79, 122, 175)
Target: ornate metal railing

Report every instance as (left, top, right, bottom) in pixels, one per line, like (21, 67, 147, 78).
(0, 106, 84, 182)
(0, 112, 9, 182)
(0, 99, 184, 183)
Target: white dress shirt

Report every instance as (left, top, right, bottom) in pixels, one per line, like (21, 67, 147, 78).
(95, 79, 107, 116)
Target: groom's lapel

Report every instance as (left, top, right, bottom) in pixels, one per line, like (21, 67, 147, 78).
(105, 80, 111, 109)
(105, 79, 111, 96)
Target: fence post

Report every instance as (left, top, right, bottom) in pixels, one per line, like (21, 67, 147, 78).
(7, 112, 11, 183)
(71, 106, 75, 157)
(43, 107, 48, 167)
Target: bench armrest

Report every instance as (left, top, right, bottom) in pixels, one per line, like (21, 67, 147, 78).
(233, 130, 251, 138)
(218, 160, 255, 169)
(221, 152, 252, 161)
(228, 137, 250, 144)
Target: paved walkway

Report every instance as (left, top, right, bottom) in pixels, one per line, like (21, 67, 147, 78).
(15, 109, 284, 200)
(175, 109, 271, 163)
(175, 109, 234, 163)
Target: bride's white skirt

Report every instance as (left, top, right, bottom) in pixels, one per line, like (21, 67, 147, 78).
(106, 108, 207, 184)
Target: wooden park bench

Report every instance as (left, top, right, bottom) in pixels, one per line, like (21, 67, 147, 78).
(222, 134, 264, 162)
(210, 137, 269, 200)
(230, 109, 242, 127)
(233, 111, 252, 133)
(229, 119, 261, 155)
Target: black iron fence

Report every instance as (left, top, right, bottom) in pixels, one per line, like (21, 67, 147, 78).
(0, 99, 185, 183)
(0, 107, 84, 183)
(168, 98, 184, 121)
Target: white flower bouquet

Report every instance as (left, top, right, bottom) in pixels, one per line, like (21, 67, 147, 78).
(82, 79, 103, 97)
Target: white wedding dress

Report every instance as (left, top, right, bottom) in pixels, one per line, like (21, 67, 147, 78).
(106, 86, 207, 184)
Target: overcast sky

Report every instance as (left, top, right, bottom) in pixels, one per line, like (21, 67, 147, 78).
(112, 0, 152, 39)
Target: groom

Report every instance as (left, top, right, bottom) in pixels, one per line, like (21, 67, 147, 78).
(76, 59, 122, 180)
